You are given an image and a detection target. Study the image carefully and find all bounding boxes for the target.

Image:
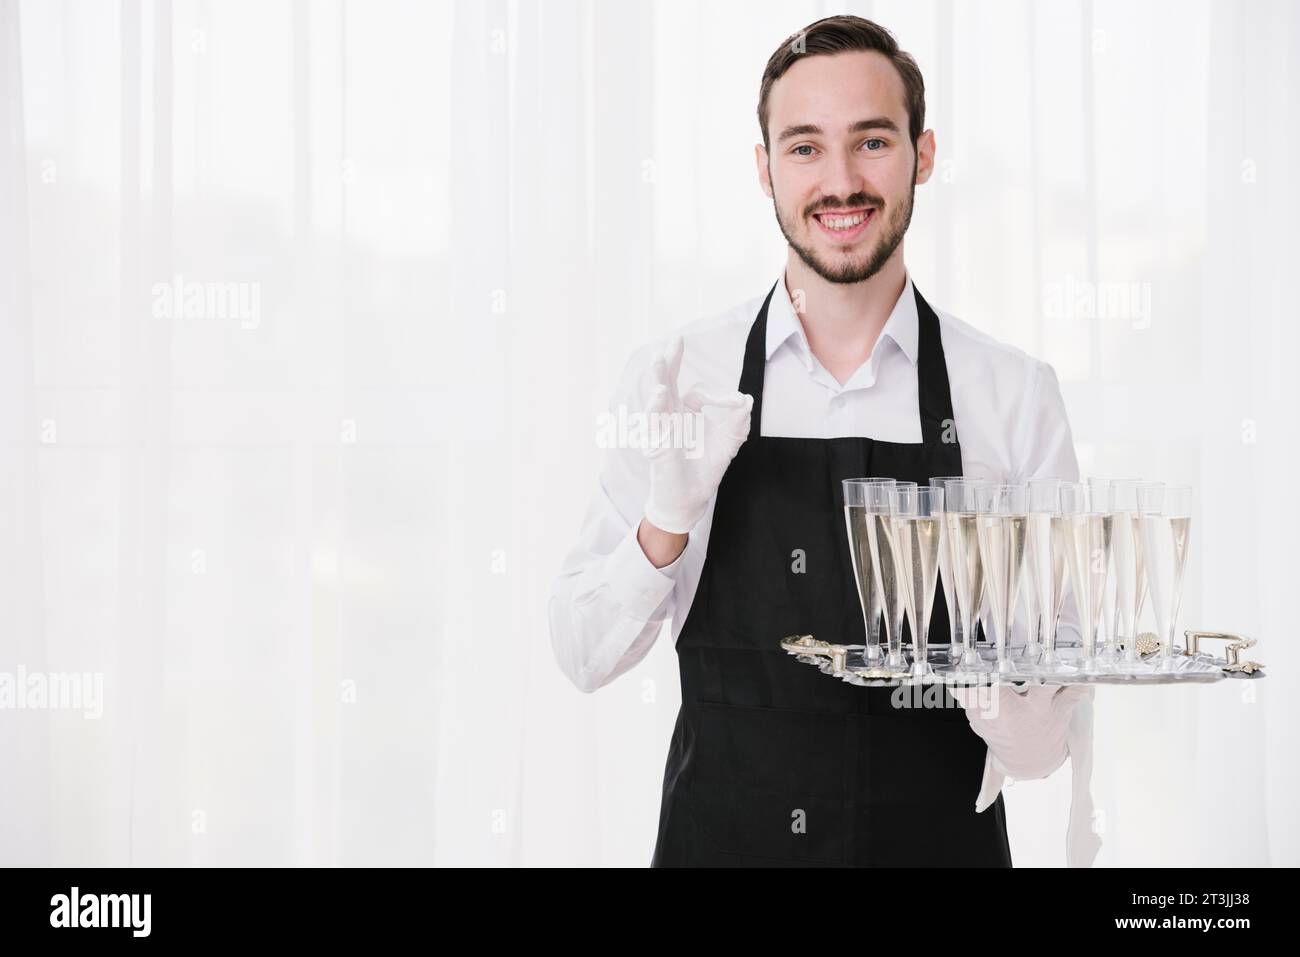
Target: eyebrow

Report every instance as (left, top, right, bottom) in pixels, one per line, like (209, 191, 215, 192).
(776, 117, 902, 143)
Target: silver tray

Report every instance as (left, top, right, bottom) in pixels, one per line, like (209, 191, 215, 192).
(779, 630, 1266, 687)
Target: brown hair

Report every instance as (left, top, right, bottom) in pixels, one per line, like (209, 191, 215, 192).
(757, 15, 926, 151)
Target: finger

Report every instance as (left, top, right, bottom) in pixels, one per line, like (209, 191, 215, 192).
(715, 395, 754, 443)
(682, 386, 750, 412)
(650, 352, 669, 390)
(948, 684, 1003, 721)
(946, 685, 978, 709)
(642, 384, 675, 458)
(1053, 684, 1094, 709)
(662, 335, 684, 391)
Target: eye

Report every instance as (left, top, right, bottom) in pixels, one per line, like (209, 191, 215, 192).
(792, 144, 818, 157)
(863, 138, 887, 151)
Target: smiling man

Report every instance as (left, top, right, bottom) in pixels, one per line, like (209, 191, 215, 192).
(550, 15, 1097, 868)
(766, 56, 919, 291)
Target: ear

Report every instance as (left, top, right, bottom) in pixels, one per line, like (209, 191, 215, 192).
(755, 143, 773, 198)
(914, 129, 936, 186)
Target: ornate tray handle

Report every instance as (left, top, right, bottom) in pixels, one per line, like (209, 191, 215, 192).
(779, 634, 849, 674)
(1184, 630, 1264, 675)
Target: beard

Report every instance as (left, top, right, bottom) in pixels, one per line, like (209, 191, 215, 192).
(773, 163, 916, 286)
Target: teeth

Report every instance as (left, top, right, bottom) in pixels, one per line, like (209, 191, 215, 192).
(819, 211, 869, 230)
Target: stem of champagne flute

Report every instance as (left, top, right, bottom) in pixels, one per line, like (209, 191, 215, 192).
(996, 613, 1014, 674)
(963, 609, 978, 664)
(1042, 610, 1060, 668)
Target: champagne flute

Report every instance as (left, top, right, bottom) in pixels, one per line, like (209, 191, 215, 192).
(1025, 478, 1071, 674)
(929, 475, 964, 666)
(1110, 479, 1154, 673)
(1138, 484, 1192, 673)
(1087, 478, 1117, 663)
(843, 478, 897, 662)
(895, 485, 945, 680)
(1059, 482, 1114, 674)
(1132, 482, 1162, 639)
(863, 481, 911, 674)
(975, 484, 1029, 675)
(943, 479, 992, 677)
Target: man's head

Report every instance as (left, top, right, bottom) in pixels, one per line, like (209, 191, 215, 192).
(755, 16, 934, 285)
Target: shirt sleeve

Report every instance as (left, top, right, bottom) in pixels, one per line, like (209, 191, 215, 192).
(1014, 358, 1080, 484)
(547, 344, 689, 693)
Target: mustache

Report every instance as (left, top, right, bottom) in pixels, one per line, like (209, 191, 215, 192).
(807, 194, 884, 216)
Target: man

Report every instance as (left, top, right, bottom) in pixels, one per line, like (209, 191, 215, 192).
(549, 15, 1097, 867)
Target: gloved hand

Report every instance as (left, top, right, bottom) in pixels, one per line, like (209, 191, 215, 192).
(642, 335, 753, 535)
(948, 683, 1094, 780)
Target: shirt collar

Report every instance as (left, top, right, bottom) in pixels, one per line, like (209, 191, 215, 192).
(764, 268, 920, 369)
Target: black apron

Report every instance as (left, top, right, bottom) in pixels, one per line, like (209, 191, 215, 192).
(651, 280, 1012, 867)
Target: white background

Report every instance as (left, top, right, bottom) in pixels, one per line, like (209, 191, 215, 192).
(0, 0, 1295, 866)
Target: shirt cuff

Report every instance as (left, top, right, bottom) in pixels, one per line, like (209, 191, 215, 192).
(604, 522, 685, 622)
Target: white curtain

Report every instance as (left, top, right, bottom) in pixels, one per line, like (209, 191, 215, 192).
(1, 0, 1295, 866)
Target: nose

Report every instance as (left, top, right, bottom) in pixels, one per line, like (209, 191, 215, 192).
(817, 144, 867, 210)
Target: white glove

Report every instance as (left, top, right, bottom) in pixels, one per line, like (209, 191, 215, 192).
(641, 335, 753, 535)
(948, 683, 1094, 780)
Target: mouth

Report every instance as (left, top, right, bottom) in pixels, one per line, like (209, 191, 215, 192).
(811, 206, 877, 243)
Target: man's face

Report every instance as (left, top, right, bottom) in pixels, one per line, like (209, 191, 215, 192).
(757, 50, 934, 285)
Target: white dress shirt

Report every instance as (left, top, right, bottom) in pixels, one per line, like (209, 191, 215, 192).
(549, 266, 1098, 867)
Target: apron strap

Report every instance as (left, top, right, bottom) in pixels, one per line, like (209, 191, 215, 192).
(738, 280, 780, 442)
(912, 284, 958, 447)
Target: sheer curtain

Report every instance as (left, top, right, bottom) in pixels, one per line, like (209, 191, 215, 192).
(0, 0, 1295, 866)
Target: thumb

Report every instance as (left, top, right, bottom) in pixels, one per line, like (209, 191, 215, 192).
(1051, 684, 1094, 713)
(715, 392, 754, 444)
(645, 382, 673, 417)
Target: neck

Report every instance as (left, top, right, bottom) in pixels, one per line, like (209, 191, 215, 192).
(783, 248, 907, 385)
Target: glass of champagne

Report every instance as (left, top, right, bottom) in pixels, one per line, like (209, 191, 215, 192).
(843, 478, 898, 662)
(895, 485, 945, 680)
(864, 481, 913, 675)
(942, 479, 992, 677)
(1138, 484, 1193, 673)
(1059, 482, 1114, 674)
(929, 475, 964, 666)
(1110, 479, 1154, 673)
(1025, 478, 1071, 675)
(975, 484, 1029, 675)
(1133, 482, 1163, 640)
(1087, 478, 1118, 663)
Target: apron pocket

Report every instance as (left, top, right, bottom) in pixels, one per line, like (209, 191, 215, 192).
(692, 701, 847, 865)
(858, 705, 986, 806)
(852, 708, 1009, 866)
